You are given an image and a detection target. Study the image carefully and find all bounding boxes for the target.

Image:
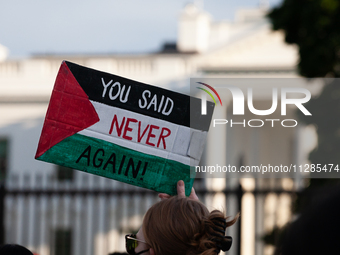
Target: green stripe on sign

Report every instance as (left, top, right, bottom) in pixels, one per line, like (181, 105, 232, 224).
(37, 133, 195, 196)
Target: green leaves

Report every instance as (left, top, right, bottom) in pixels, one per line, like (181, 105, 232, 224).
(268, 0, 340, 77)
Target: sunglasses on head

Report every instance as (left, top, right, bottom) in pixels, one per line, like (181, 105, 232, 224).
(125, 234, 150, 255)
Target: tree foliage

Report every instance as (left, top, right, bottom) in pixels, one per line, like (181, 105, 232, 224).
(268, 0, 340, 166)
(268, 0, 340, 78)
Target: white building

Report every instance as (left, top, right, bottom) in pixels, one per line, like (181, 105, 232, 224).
(0, 4, 320, 255)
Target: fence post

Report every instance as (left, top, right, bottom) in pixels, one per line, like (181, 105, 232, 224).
(236, 183, 243, 255)
(0, 181, 5, 244)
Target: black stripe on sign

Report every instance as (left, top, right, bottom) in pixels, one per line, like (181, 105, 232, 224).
(65, 61, 214, 131)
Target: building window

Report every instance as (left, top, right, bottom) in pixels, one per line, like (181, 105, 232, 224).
(54, 229, 72, 255)
(56, 166, 74, 181)
(0, 139, 8, 181)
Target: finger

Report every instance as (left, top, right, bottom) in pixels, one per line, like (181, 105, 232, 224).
(189, 187, 199, 201)
(158, 193, 171, 199)
(177, 180, 186, 197)
(158, 193, 171, 200)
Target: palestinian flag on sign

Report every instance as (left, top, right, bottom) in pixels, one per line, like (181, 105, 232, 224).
(35, 61, 214, 195)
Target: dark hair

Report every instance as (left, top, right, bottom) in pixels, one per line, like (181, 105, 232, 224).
(143, 196, 238, 255)
(0, 244, 34, 255)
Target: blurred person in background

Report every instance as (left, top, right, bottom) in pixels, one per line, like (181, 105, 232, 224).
(274, 184, 340, 255)
(0, 244, 34, 255)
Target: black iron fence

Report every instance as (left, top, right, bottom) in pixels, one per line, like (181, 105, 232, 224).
(0, 173, 298, 255)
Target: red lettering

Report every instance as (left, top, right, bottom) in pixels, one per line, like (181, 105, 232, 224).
(109, 115, 170, 149)
(109, 115, 125, 136)
(157, 127, 171, 149)
(146, 125, 159, 147)
(122, 118, 138, 140)
(137, 122, 149, 142)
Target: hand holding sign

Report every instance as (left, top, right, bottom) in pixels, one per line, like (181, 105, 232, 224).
(35, 61, 214, 195)
(158, 180, 199, 200)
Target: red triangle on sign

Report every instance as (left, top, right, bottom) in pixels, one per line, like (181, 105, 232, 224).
(35, 61, 100, 158)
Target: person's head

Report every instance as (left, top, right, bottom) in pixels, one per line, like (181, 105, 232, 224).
(130, 196, 238, 255)
(274, 184, 340, 255)
(0, 244, 34, 255)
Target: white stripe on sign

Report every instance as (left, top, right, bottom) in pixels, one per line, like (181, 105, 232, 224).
(85, 101, 207, 159)
(77, 128, 199, 166)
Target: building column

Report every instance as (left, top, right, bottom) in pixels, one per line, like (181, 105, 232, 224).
(205, 104, 228, 191)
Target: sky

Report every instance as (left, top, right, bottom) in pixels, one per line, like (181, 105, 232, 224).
(0, 0, 282, 58)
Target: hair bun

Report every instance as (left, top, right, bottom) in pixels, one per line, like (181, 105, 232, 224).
(209, 214, 233, 253)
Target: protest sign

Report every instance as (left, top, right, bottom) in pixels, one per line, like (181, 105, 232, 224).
(35, 61, 214, 195)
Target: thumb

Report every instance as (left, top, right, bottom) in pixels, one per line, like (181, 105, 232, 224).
(177, 180, 186, 197)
